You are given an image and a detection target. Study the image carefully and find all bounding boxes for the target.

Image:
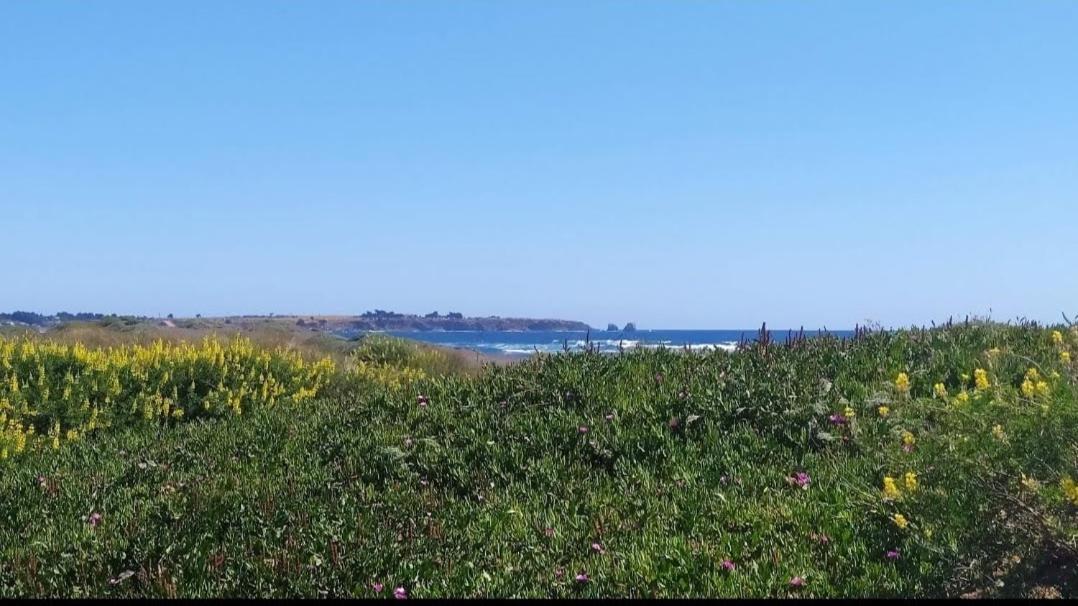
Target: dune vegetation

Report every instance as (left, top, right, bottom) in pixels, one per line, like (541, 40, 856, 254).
(0, 321, 1075, 597)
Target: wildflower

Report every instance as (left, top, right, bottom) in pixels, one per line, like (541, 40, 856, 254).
(578, 425, 589, 435)
(604, 413, 615, 421)
(1035, 381, 1049, 397)
(789, 576, 806, 588)
(844, 406, 856, 419)
(575, 572, 589, 584)
(904, 471, 918, 492)
(901, 431, 916, 447)
(1061, 476, 1078, 506)
(590, 542, 605, 554)
(886, 549, 901, 561)
(1052, 330, 1064, 346)
(882, 476, 901, 499)
(933, 383, 948, 399)
(1026, 367, 1042, 382)
(721, 559, 736, 571)
(828, 413, 847, 426)
(961, 372, 970, 383)
(1061, 351, 1072, 364)
(892, 513, 909, 529)
(87, 512, 102, 528)
(895, 372, 910, 394)
(544, 527, 555, 538)
(992, 424, 1006, 441)
(955, 391, 970, 405)
(393, 586, 408, 599)
(372, 583, 384, 593)
(987, 347, 1001, 358)
(1021, 379, 1035, 398)
(790, 472, 811, 489)
(974, 369, 989, 391)
(877, 406, 890, 417)
(417, 394, 429, 407)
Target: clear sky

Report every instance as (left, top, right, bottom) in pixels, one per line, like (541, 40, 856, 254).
(2, 1, 1076, 329)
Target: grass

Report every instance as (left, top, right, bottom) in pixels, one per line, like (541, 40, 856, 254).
(0, 321, 1075, 597)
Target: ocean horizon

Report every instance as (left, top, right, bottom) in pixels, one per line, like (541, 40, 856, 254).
(348, 328, 859, 356)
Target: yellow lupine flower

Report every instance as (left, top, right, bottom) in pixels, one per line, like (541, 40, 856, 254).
(933, 383, 948, 399)
(1061, 477, 1078, 506)
(955, 391, 970, 405)
(877, 406, 890, 417)
(1021, 379, 1035, 398)
(892, 513, 909, 529)
(992, 424, 1005, 441)
(901, 430, 916, 446)
(844, 406, 856, 419)
(904, 471, 918, 492)
(1035, 381, 1049, 397)
(882, 476, 901, 499)
(973, 369, 989, 391)
(1051, 330, 1064, 345)
(1061, 351, 1071, 364)
(894, 372, 911, 394)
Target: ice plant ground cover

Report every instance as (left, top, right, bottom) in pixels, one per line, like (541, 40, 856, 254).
(0, 322, 1075, 597)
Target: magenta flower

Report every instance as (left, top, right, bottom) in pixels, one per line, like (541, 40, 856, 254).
(554, 567, 565, 580)
(789, 576, 806, 588)
(87, 512, 103, 528)
(902, 443, 915, 453)
(372, 582, 384, 593)
(544, 527, 555, 538)
(791, 472, 811, 489)
(604, 413, 615, 421)
(416, 395, 429, 407)
(578, 425, 589, 434)
(721, 559, 736, 571)
(393, 586, 408, 599)
(828, 413, 847, 426)
(886, 549, 901, 561)
(574, 572, 589, 584)
(654, 373, 664, 384)
(590, 542, 605, 554)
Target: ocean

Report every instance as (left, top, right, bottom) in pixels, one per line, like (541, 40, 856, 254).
(369, 328, 857, 357)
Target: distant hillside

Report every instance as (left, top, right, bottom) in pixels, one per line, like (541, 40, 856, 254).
(330, 311, 591, 332)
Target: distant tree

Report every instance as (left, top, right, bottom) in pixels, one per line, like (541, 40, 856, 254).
(167, 313, 174, 319)
(446, 312, 464, 319)
(296, 319, 307, 326)
(425, 311, 440, 318)
(196, 314, 202, 319)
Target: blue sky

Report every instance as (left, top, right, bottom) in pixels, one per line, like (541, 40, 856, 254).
(2, 1, 1076, 329)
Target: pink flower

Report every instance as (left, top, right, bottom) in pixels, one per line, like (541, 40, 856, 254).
(886, 549, 901, 560)
(590, 542, 605, 554)
(544, 527, 555, 538)
(604, 413, 615, 421)
(654, 373, 664, 384)
(578, 425, 589, 434)
(828, 413, 848, 426)
(721, 559, 736, 571)
(574, 572, 589, 584)
(416, 395, 429, 407)
(393, 586, 408, 599)
(789, 576, 806, 588)
(87, 512, 102, 528)
(791, 472, 811, 489)
(372, 582, 384, 593)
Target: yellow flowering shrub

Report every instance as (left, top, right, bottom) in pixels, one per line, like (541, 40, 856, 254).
(0, 336, 335, 459)
(895, 372, 911, 395)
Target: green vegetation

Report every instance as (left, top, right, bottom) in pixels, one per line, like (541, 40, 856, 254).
(0, 323, 1075, 597)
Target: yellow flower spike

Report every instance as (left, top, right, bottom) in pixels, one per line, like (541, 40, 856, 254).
(894, 372, 911, 395)
(844, 406, 856, 419)
(1035, 381, 1049, 397)
(877, 406, 890, 417)
(992, 424, 1006, 441)
(1051, 330, 1064, 346)
(1021, 379, 1035, 398)
(1061, 351, 1072, 364)
(933, 383, 948, 399)
(973, 369, 989, 392)
(904, 471, 918, 492)
(955, 391, 970, 405)
(901, 431, 916, 446)
(1061, 477, 1078, 506)
(892, 513, 909, 529)
(882, 476, 901, 499)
